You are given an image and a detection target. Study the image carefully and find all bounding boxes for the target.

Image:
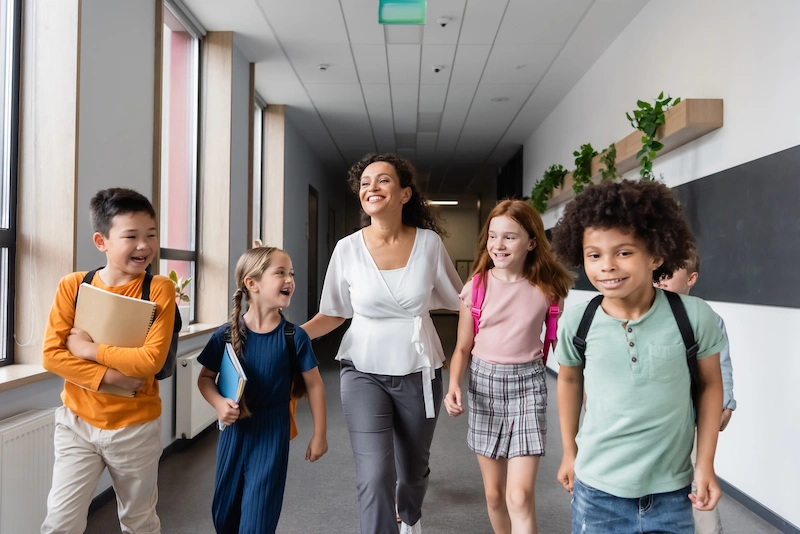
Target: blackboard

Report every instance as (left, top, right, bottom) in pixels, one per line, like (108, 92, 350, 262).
(546, 144, 800, 309)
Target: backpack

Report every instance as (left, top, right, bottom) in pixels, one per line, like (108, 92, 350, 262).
(470, 272, 560, 365)
(571, 290, 699, 409)
(75, 268, 181, 380)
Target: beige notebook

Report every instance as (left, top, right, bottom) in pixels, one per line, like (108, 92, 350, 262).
(73, 283, 157, 397)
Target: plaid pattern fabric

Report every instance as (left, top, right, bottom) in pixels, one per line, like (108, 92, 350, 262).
(467, 357, 547, 459)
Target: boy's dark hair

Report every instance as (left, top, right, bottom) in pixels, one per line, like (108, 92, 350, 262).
(684, 246, 700, 274)
(89, 188, 156, 236)
(347, 153, 445, 236)
(551, 179, 695, 283)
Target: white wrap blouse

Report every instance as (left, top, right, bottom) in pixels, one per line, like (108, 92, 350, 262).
(319, 228, 463, 417)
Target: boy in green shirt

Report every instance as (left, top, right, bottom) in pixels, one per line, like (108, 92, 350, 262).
(552, 180, 725, 533)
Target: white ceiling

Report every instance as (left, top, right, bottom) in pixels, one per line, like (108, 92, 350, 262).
(181, 0, 648, 194)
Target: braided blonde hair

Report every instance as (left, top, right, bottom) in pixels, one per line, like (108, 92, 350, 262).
(228, 246, 282, 357)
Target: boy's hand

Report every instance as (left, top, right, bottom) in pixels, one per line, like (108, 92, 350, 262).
(306, 433, 328, 462)
(444, 386, 464, 417)
(690, 465, 721, 511)
(215, 398, 240, 426)
(720, 408, 733, 431)
(557, 454, 576, 493)
(66, 328, 98, 360)
(102, 369, 146, 392)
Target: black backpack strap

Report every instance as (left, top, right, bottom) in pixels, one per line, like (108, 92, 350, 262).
(74, 268, 102, 307)
(664, 290, 700, 405)
(284, 322, 297, 360)
(141, 273, 153, 301)
(572, 295, 604, 364)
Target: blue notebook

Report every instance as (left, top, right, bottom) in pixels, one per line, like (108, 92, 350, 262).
(217, 342, 247, 430)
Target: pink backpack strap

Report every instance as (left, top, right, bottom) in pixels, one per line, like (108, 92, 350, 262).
(542, 302, 560, 365)
(471, 273, 485, 335)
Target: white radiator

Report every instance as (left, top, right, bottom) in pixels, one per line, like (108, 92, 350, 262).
(0, 408, 56, 533)
(176, 350, 217, 439)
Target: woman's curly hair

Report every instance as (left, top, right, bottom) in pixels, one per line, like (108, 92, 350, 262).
(347, 153, 445, 236)
(551, 179, 695, 283)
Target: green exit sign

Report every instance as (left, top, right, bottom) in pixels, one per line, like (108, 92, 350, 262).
(379, 0, 427, 25)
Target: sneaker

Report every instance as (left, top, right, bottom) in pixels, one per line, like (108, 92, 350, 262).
(399, 519, 422, 534)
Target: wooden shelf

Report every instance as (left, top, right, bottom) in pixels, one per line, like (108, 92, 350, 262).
(548, 98, 723, 206)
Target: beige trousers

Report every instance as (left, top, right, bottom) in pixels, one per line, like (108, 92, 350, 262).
(41, 406, 162, 534)
(692, 432, 723, 534)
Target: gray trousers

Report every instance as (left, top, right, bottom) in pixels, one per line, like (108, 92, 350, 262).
(340, 361, 443, 534)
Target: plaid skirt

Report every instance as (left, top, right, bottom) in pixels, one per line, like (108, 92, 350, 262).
(467, 357, 547, 459)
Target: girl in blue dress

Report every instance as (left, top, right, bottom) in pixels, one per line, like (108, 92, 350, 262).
(197, 246, 328, 534)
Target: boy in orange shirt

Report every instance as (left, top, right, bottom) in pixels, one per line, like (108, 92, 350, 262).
(41, 189, 175, 534)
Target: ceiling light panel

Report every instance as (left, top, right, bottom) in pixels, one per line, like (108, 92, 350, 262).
(387, 44, 421, 84)
(378, 0, 427, 25)
(361, 84, 396, 152)
(391, 84, 418, 133)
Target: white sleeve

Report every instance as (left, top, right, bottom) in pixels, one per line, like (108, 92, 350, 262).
(319, 241, 354, 318)
(430, 235, 463, 311)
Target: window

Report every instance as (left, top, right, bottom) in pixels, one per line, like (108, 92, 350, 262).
(0, 0, 20, 365)
(159, 1, 200, 323)
(252, 98, 265, 244)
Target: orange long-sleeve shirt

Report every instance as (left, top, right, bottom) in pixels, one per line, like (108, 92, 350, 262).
(42, 271, 176, 430)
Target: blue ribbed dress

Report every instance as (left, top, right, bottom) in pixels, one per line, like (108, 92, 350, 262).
(197, 318, 318, 534)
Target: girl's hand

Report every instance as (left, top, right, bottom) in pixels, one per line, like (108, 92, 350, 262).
(690, 465, 721, 511)
(557, 454, 576, 493)
(306, 433, 328, 462)
(66, 328, 98, 360)
(215, 398, 240, 426)
(444, 386, 464, 417)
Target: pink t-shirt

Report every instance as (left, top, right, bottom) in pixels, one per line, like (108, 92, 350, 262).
(460, 270, 549, 365)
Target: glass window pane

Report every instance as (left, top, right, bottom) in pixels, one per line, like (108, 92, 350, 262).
(252, 106, 263, 243)
(159, 258, 196, 323)
(160, 8, 198, 251)
(0, 247, 7, 361)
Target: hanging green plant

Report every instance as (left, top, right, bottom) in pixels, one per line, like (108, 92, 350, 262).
(530, 164, 568, 214)
(599, 143, 618, 182)
(571, 143, 598, 194)
(626, 92, 680, 180)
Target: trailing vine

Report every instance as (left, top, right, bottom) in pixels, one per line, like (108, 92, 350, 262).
(571, 143, 598, 194)
(530, 164, 568, 214)
(599, 143, 618, 181)
(626, 92, 680, 180)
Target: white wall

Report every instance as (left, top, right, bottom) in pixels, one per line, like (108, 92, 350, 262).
(228, 45, 250, 298)
(438, 205, 480, 271)
(525, 0, 800, 525)
(281, 116, 345, 323)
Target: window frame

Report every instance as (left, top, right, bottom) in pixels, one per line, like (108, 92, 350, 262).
(0, 0, 22, 366)
(158, 0, 202, 324)
(252, 95, 265, 245)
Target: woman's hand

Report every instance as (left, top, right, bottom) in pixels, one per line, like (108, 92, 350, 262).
(444, 386, 464, 417)
(306, 433, 328, 462)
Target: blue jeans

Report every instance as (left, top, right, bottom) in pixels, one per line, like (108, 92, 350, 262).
(571, 477, 693, 534)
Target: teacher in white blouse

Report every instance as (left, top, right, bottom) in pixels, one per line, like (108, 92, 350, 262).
(303, 153, 462, 534)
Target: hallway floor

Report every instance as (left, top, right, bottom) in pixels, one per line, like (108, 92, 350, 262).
(87, 315, 780, 533)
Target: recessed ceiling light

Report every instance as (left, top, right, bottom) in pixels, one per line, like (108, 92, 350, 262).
(318, 64, 329, 71)
(491, 97, 509, 102)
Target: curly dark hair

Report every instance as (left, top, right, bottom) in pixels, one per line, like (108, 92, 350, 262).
(551, 179, 695, 283)
(347, 153, 445, 236)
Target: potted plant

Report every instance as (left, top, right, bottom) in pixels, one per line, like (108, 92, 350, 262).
(169, 269, 192, 333)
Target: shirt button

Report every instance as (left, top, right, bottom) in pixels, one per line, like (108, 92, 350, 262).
(627, 327, 633, 333)
(629, 341, 635, 347)
(632, 357, 637, 362)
